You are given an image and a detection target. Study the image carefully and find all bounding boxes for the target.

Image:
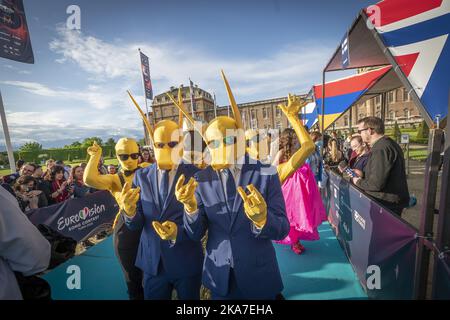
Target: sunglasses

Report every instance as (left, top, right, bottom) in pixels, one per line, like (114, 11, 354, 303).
(207, 136, 237, 149)
(154, 141, 179, 149)
(357, 127, 371, 134)
(118, 153, 140, 161)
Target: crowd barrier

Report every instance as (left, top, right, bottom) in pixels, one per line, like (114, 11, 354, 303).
(27, 191, 118, 242)
(324, 170, 419, 299)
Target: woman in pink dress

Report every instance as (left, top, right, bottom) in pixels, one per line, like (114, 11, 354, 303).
(272, 128, 327, 254)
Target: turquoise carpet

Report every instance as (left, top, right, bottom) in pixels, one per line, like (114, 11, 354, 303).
(44, 222, 367, 300)
(276, 222, 367, 300)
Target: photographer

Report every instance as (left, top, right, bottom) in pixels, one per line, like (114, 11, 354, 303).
(50, 165, 74, 203)
(14, 176, 48, 212)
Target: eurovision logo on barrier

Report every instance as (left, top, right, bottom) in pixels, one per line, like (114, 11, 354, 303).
(0, 0, 34, 63)
(27, 191, 119, 242)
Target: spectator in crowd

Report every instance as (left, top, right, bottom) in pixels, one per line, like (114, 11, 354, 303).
(348, 135, 370, 176)
(306, 131, 323, 183)
(0, 187, 51, 300)
(342, 134, 353, 161)
(98, 157, 108, 175)
(80, 162, 87, 170)
(32, 165, 52, 204)
(55, 160, 71, 180)
(19, 163, 35, 177)
(14, 176, 48, 212)
(139, 148, 154, 165)
(353, 117, 410, 216)
(71, 165, 92, 198)
(107, 164, 117, 175)
(50, 165, 74, 203)
(16, 159, 25, 172)
(324, 138, 343, 167)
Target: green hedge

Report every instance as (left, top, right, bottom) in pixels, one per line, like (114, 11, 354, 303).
(18, 146, 116, 164)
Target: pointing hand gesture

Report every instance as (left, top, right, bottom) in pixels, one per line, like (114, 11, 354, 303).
(87, 141, 102, 157)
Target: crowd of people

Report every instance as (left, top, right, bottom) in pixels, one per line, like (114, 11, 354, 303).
(0, 147, 155, 214)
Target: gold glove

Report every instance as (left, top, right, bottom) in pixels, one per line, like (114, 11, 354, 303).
(118, 182, 140, 217)
(87, 141, 102, 157)
(237, 184, 267, 228)
(175, 174, 198, 214)
(152, 221, 178, 241)
(278, 93, 302, 118)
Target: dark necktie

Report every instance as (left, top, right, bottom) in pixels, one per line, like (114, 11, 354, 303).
(159, 170, 169, 207)
(223, 168, 236, 211)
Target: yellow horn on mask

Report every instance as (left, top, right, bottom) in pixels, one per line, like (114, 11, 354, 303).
(177, 87, 184, 129)
(167, 91, 208, 143)
(220, 70, 243, 130)
(127, 90, 154, 144)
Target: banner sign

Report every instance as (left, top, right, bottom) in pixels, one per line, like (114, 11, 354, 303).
(326, 170, 418, 299)
(27, 191, 118, 242)
(140, 51, 153, 100)
(0, 0, 34, 63)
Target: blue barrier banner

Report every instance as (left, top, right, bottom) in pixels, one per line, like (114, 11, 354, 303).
(326, 171, 418, 299)
(27, 191, 118, 242)
(434, 256, 450, 299)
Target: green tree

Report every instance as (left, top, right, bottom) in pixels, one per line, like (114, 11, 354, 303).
(64, 141, 82, 148)
(82, 137, 103, 148)
(393, 121, 401, 142)
(19, 141, 43, 153)
(416, 120, 429, 139)
(105, 138, 116, 147)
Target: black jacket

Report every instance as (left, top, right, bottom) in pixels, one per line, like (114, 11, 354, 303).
(356, 136, 410, 207)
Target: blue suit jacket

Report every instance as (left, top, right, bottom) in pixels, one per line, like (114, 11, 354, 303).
(125, 162, 204, 278)
(184, 155, 289, 298)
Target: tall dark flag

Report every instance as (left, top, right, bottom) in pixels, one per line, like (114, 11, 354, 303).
(189, 78, 195, 115)
(0, 0, 34, 63)
(140, 51, 153, 99)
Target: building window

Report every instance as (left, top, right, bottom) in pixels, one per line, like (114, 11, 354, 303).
(389, 111, 395, 120)
(376, 95, 381, 106)
(389, 90, 396, 103)
(276, 121, 282, 130)
(376, 111, 381, 118)
(344, 116, 349, 126)
(263, 108, 268, 119)
(404, 108, 410, 119)
(403, 88, 410, 101)
(251, 109, 256, 120)
(276, 108, 281, 118)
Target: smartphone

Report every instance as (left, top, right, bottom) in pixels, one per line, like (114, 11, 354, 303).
(345, 167, 358, 178)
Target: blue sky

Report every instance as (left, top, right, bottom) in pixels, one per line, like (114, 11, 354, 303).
(0, 0, 375, 149)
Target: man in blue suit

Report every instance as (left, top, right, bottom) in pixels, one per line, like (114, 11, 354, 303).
(174, 71, 289, 299)
(120, 119, 203, 300)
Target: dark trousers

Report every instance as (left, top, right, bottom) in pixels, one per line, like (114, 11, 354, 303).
(113, 217, 144, 300)
(143, 261, 201, 300)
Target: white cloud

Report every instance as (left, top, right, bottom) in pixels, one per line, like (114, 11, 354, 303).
(2, 27, 333, 148)
(49, 27, 332, 103)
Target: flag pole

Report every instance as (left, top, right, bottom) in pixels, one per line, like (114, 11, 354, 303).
(0, 89, 16, 173)
(139, 48, 151, 146)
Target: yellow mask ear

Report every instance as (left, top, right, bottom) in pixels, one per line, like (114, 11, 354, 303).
(127, 90, 154, 145)
(220, 70, 243, 130)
